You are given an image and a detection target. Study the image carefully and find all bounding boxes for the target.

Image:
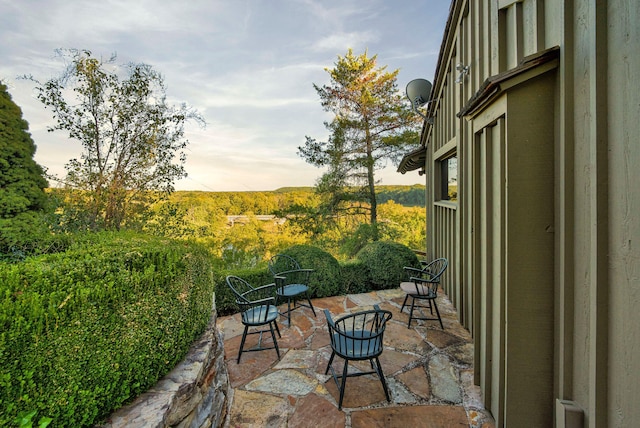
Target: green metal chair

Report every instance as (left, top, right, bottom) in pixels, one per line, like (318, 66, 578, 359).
(226, 275, 281, 363)
(400, 257, 448, 329)
(324, 305, 393, 410)
(268, 254, 316, 326)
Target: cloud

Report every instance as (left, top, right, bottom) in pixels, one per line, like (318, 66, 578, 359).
(1, 0, 449, 191)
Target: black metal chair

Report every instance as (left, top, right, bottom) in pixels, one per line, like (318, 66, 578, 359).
(400, 257, 448, 329)
(225, 275, 281, 363)
(268, 254, 316, 326)
(324, 305, 393, 410)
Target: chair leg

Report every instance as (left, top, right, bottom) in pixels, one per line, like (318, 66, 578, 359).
(273, 318, 281, 337)
(401, 294, 409, 312)
(306, 293, 317, 317)
(269, 321, 281, 359)
(373, 357, 391, 402)
(338, 360, 349, 410)
(325, 351, 336, 375)
(237, 325, 249, 363)
(408, 296, 416, 328)
(433, 299, 444, 329)
(286, 297, 293, 326)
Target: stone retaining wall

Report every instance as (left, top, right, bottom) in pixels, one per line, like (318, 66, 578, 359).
(99, 311, 230, 428)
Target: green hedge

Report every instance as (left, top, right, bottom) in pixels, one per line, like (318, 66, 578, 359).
(0, 232, 214, 427)
(213, 245, 343, 315)
(214, 243, 420, 314)
(356, 241, 421, 289)
(278, 245, 342, 298)
(1, 235, 421, 426)
(340, 259, 371, 295)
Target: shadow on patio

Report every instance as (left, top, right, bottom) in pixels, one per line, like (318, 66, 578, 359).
(217, 288, 495, 428)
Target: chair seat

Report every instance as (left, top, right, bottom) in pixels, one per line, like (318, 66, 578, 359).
(242, 305, 279, 325)
(276, 283, 308, 297)
(400, 281, 436, 297)
(324, 306, 392, 410)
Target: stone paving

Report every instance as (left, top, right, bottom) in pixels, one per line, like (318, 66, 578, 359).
(217, 288, 496, 428)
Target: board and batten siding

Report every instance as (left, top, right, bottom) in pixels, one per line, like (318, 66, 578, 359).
(418, 0, 639, 426)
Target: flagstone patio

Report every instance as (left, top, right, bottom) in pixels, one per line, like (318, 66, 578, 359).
(217, 288, 495, 427)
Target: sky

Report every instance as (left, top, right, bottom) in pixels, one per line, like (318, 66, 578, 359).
(0, 0, 450, 192)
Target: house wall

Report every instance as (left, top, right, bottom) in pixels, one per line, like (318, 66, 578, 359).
(422, 0, 639, 426)
(605, 2, 640, 426)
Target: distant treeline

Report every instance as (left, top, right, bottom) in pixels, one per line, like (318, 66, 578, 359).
(168, 184, 426, 216)
(375, 185, 426, 207)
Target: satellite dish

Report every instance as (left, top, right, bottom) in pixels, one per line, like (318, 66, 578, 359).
(406, 78, 432, 108)
(406, 79, 433, 122)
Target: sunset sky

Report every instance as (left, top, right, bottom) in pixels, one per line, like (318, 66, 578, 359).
(0, 0, 450, 191)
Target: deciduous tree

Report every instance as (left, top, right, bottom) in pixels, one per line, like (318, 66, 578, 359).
(26, 49, 205, 231)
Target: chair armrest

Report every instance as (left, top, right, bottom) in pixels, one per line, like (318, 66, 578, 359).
(323, 309, 335, 329)
(253, 282, 277, 292)
(404, 266, 424, 275)
(274, 269, 313, 285)
(409, 276, 436, 284)
(250, 296, 277, 305)
(243, 283, 277, 302)
(276, 268, 314, 276)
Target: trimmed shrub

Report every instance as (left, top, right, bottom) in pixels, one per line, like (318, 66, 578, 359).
(280, 245, 343, 298)
(0, 232, 214, 427)
(356, 241, 421, 290)
(340, 259, 371, 294)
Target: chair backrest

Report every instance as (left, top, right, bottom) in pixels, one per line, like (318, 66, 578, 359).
(422, 257, 448, 282)
(225, 275, 255, 304)
(226, 275, 276, 324)
(268, 254, 300, 276)
(324, 305, 392, 359)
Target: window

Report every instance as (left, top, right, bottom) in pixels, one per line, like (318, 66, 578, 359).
(439, 155, 458, 201)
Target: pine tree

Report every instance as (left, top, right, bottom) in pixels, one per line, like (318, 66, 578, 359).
(299, 49, 421, 234)
(0, 82, 49, 254)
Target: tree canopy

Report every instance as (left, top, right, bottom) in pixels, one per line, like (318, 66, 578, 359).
(298, 49, 421, 234)
(0, 82, 49, 254)
(26, 49, 205, 231)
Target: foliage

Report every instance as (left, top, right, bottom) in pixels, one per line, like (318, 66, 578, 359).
(340, 259, 371, 294)
(46, 186, 425, 270)
(292, 200, 426, 260)
(376, 201, 426, 250)
(215, 241, 421, 314)
(279, 245, 343, 298)
(141, 190, 317, 266)
(356, 241, 421, 290)
(0, 233, 214, 427)
(377, 184, 426, 206)
(137, 188, 425, 267)
(0, 82, 50, 256)
(25, 49, 205, 231)
(15, 409, 52, 428)
(299, 49, 422, 229)
(338, 223, 380, 259)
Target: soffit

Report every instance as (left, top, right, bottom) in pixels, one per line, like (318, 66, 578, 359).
(397, 145, 427, 174)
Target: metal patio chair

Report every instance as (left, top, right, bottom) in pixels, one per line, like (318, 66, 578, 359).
(400, 257, 448, 329)
(226, 275, 281, 363)
(268, 254, 316, 326)
(324, 305, 393, 410)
